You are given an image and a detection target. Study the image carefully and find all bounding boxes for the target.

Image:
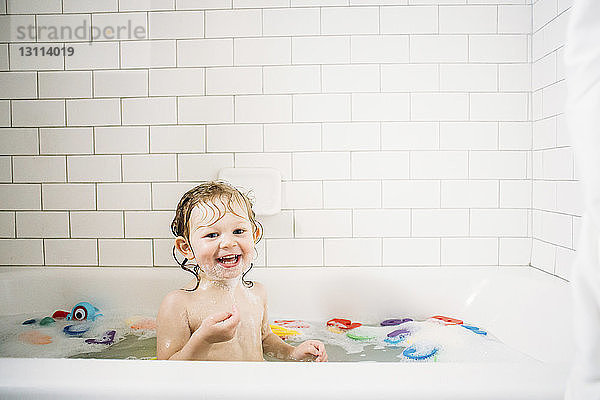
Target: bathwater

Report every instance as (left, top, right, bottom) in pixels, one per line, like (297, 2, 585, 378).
(0, 312, 535, 363)
(0, 312, 157, 360)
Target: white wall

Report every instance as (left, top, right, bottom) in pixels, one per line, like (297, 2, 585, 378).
(0, 0, 535, 269)
(530, 0, 578, 280)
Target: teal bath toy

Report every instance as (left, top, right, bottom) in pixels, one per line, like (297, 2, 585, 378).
(384, 336, 407, 345)
(67, 302, 103, 321)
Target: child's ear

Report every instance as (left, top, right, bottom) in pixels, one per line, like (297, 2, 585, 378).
(174, 236, 194, 260)
(253, 225, 262, 243)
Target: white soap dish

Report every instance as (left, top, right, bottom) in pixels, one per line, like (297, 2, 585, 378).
(217, 167, 281, 216)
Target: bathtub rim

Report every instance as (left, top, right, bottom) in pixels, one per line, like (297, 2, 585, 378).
(0, 357, 570, 400)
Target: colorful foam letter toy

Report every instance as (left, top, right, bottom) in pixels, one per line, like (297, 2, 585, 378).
(430, 315, 463, 325)
(270, 324, 300, 339)
(85, 330, 116, 345)
(380, 318, 413, 326)
(63, 323, 92, 337)
(326, 318, 362, 330)
(346, 332, 375, 341)
(403, 344, 439, 360)
(18, 330, 53, 345)
(462, 325, 487, 335)
(387, 328, 410, 338)
(273, 320, 310, 329)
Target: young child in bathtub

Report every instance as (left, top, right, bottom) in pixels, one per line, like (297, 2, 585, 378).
(156, 181, 328, 362)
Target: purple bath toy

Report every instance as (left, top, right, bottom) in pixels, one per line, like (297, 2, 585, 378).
(85, 330, 116, 345)
(387, 328, 411, 338)
(380, 318, 413, 327)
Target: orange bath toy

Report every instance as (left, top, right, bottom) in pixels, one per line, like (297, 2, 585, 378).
(130, 318, 157, 330)
(430, 315, 463, 325)
(18, 330, 53, 345)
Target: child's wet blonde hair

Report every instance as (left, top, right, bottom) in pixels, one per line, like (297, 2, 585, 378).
(171, 181, 263, 290)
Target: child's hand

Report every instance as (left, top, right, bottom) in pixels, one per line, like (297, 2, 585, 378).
(194, 305, 241, 344)
(290, 340, 328, 362)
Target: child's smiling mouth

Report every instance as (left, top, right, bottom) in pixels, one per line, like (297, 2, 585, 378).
(216, 254, 241, 268)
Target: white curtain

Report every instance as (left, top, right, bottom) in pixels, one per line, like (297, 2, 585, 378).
(564, 1, 600, 398)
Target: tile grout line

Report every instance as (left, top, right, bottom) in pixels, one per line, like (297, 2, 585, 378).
(528, 0, 535, 268)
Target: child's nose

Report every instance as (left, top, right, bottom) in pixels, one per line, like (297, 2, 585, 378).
(219, 233, 237, 248)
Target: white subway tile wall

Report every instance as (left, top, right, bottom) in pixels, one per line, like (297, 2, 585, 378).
(0, 0, 573, 279)
(531, 0, 575, 280)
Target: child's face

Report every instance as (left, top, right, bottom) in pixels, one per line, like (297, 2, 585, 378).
(185, 200, 255, 281)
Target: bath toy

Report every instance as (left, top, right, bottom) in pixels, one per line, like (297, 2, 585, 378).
(63, 323, 92, 337)
(274, 320, 310, 329)
(385, 328, 410, 345)
(52, 310, 69, 320)
(346, 332, 375, 341)
(67, 302, 103, 321)
(402, 344, 439, 360)
(22, 319, 36, 325)
(327, 325, 344, 334)
(269, 324, 300, 339)
(387, 328, 410, 338)
(380, 318, 413, 326)
(326, 318, 362, 330)
(430, 315, 463, 325)
(462, 325, 487, 335)
(39, 317, 55, 326)
(18, 330, 52, 345)
(384, 336, 407, 345)
(85, 330, 116, 345)
(130, 318, 157, 331)
(125, 316, 143, 325)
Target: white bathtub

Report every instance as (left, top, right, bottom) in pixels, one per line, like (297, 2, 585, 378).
(0, 266, 572, 399)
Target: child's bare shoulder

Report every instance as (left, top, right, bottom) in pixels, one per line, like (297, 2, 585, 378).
(158, 289, 187, 314)
(158, 287, 202, 315)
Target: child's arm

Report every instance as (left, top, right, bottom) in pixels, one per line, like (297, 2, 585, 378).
(156, 290, 210, 360)
(156, 291, 240, 360)
(256, 283, 327, 362)
(259, 288, 295, 360)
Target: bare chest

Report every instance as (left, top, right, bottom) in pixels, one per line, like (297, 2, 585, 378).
(186, 292, 264, 360)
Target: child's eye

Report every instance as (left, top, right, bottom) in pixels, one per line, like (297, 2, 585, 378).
(205, 233, 218, 238)
(234, 229, 245, 234)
